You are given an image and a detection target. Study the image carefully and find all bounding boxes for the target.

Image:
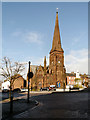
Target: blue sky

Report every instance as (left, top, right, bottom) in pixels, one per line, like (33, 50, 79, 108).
(2, 2, 88, 74)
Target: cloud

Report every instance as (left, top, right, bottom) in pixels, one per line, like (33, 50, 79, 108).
(65, 49, 88, 74)
(88, 49, 90, 58)
(25, 32, 43, 44)
(12, 31, 22, 37)
(11, 31, 44, 45)
(71, 32, 87, 46)
(29, 57, 44, 66)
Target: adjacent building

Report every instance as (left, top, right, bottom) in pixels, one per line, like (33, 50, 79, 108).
(66, 72, 88, 87)
(2, 74, 26, 90)
(66, 72, 76, 85)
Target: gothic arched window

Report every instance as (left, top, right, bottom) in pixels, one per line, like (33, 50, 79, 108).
(58, 61, 60, 63)
(52, 61, 54, 64)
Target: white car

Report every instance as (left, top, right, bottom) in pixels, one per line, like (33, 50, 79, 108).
(66, 85, 69, 89)
(69, 85, 74, 88)
(66, 85, 73, 89)
(21, 88, 28, 92)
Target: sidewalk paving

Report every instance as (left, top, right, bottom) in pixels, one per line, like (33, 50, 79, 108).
(2, 98, 39, 120)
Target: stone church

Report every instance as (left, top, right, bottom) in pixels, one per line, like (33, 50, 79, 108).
(30, 11, 66, 90)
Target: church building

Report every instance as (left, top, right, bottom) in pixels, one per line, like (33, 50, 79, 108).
(30, 10, 66, 90)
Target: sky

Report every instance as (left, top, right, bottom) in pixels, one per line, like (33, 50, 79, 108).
(2, 2, 88, 78)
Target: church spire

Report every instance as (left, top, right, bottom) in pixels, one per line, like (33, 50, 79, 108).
(44, 56, 46, 75)
(50, 9, 63, 53)
(44, 56, 46, 69)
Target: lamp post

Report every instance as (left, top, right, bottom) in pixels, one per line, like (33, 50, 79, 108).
(27, 61, 30, 103)
(27, 61, 33, 103)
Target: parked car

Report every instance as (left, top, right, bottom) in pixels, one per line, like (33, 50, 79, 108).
(69, 85, 74, 88)
(40, 87, 49, 91)
(2, 89, 9, 93)
(49, 85, 56, 91)
(21, 88, 28, 92)
(13, 88, 21, 92)
(66, 85, 69, 89)
(70, 86, 79, 90)
(49, 87, 56, 91)
(66, 85, 74, 89)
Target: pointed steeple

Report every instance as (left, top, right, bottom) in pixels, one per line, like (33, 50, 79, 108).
(44, 56, 46, 75)
(50, 9, 63, 53)
(44, 56, 46, 69)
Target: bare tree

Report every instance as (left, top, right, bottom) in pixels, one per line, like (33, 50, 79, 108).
(0, 57, 25, 99)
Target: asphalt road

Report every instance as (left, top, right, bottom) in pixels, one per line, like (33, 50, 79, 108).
(1, 91, 52, 101)
(1, 88, 90, 119)
(14, 89, 89, 119)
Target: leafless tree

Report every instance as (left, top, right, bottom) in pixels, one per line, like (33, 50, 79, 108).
(0, 57, 25, 99)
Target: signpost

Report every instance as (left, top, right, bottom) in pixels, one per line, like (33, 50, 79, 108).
(27, 61, 33, 103)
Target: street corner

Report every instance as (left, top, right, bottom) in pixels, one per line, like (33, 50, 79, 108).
(2, 98, 39, 120)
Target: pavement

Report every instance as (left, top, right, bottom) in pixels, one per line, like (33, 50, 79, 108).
(0, 95, 26, 104)
(1, 91, 52, 103)
(2, 98, 39, 120)
(1, 91, 52, 120)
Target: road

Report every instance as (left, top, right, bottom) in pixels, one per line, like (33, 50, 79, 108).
(1, 91, 52, 101)
(1, 89, 90, 119)
(13, 90, 89, 119)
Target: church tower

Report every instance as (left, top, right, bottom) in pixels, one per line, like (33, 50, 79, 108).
(49, 10, 66, 88)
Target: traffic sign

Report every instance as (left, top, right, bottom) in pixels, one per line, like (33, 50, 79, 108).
(28, 72, 33, 79)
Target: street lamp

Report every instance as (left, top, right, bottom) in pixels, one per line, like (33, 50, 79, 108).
(27, 61, 33, 103)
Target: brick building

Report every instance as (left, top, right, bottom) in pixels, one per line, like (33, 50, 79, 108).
(66, 72, 88, 87)
(2, 74, 26, 90)
(66, 72, 76, 85)
(80, 74, 88, 87)
(30, 11, 66, 90)
(12, 74, 26, 90)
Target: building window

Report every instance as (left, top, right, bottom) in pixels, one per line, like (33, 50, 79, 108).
(58, 61, 60, 63)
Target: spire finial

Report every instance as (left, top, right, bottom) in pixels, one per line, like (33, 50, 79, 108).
(56, 8, 59, 13)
